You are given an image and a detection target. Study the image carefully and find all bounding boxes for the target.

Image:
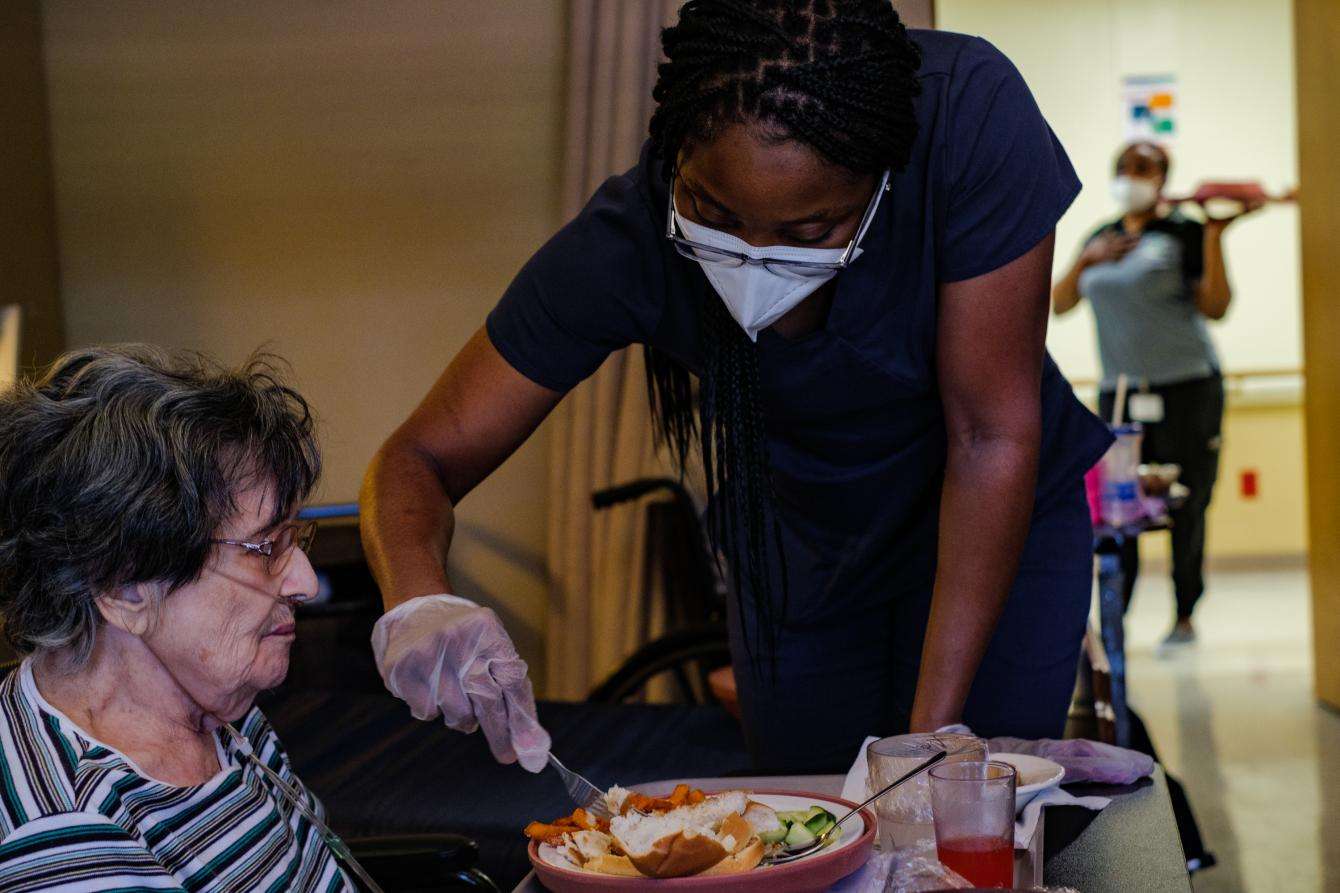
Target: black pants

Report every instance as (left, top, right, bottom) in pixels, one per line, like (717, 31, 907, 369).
(1099, 374, 1224, 620)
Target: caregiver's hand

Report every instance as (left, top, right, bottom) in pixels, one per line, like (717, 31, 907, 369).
(372, 594, 551, 772)
(1079, 230, 1138, 268)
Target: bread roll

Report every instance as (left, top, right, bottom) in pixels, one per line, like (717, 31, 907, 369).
(699, 835, 764, 876)
(581, 853, 644, 877)
(611, 790, 757, 879)
(625, 828, 732, 878)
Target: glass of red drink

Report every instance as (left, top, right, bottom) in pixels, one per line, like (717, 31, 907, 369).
(929, 760, 1017, 888)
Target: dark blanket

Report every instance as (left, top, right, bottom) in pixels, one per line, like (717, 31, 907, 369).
(258, 688, 751, 889)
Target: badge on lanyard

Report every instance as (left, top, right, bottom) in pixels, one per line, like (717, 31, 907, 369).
(1128, 392, 1165, 424)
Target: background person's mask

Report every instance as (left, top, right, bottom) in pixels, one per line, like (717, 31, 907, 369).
(1110, 175, 1160, 214)
(675, 213, 862, 342)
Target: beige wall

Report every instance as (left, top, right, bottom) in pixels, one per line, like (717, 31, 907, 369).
(1205, 400, 1308, 558)
(1135, 397, 1308, 564)
(0, 0, 64, 371)
(41, 1, 567, 679)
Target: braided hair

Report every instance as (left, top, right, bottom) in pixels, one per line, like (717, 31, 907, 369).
(643, 1, 922, 674)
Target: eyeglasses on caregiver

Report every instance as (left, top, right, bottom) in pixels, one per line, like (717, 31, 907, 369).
(666, 168, 892, 276)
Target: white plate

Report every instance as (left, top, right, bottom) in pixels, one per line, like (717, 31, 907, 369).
(991, 752, 1065, 812)
(531, 790, 875, 891)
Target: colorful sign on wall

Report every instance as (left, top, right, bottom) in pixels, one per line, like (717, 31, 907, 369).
(1122, 74, 1177, 142)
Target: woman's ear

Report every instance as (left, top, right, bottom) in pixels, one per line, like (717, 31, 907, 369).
(95, 582, 161, 637)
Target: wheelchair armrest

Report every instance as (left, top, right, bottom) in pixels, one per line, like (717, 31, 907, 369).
(344, 833, 499, 892)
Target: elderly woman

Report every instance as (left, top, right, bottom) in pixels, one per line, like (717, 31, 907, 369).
(0, 346, 367, 890)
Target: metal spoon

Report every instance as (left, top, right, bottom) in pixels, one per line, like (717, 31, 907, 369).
(764, 749, 948, 865)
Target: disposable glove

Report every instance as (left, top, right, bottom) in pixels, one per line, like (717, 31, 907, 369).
(372, 594, 551, 772)
(987, 736, 1154, 785)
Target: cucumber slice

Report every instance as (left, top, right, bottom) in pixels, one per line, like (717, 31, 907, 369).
(807, 819, 835, 838)
(775, 810, 807, 825)
(804, 810, 837, 834)
(758, 826, 788, 845)
(802, 806, 827, 822)
(784, 821, 817, 849)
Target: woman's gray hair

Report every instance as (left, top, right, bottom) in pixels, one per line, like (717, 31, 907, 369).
(0, 344, 321, 665)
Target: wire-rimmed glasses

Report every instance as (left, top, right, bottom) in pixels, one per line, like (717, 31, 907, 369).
(666, 167, 891, 275)
(211, 520, 317, 577)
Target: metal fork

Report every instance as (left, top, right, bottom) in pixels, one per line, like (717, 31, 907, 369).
(548, 753, 612, 819)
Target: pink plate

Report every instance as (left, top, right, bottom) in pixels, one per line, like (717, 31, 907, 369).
(528, 789, 875, 892)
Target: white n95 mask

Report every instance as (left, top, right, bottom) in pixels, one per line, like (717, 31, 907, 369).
(674, 212, 858, 341)
(1110, 176, 1159, 214)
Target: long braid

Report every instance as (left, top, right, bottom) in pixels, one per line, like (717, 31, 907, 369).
(643, 0, 921, 676)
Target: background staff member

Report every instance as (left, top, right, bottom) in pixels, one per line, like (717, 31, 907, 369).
(363, 0, 1113, 773)
(1052, 141, 1259, 645)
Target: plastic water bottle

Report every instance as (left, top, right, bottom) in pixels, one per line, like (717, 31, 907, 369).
(1100, 424, 1145, 528)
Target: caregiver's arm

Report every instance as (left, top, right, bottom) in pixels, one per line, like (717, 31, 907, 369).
(361, 327, 561, 611)
(1194, 202, 1260, 320)
(910, 232, 1054, 732)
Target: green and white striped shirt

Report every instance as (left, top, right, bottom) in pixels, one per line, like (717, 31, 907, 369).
(0, 660, 352, 891)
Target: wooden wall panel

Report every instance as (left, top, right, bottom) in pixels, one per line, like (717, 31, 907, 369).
(42, 0, 566, 686)
(1295, 0, 1340, 709)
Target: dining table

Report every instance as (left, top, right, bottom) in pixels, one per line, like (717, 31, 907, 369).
(261, 684, 1190, 892)
(512, 770, 1188, 892)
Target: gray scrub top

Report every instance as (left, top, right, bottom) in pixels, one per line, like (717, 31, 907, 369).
(1079, 212, 1219, 391)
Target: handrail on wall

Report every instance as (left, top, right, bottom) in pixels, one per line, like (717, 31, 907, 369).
(1067, 367, 1305, 408)
(1066, 367, 1303, 390)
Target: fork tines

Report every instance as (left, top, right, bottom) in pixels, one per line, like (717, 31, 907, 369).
(549, 754, 612, 818)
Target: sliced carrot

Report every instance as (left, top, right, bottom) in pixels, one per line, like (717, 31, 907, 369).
(523, 822, 571, 845)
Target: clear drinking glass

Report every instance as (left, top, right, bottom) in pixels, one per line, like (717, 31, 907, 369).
(866, 732, 987, 851)
(929, 760, 1017, 889)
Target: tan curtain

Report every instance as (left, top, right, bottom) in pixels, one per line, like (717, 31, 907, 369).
(544, 0, 683, 700)
(893, 0, 934, 30)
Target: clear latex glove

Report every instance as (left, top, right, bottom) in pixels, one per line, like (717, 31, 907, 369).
(986, 736, 1155, 785)
(371, 594, 551, 773)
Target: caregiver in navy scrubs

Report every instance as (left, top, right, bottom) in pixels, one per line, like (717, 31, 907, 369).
(362, 0, 1113, 773)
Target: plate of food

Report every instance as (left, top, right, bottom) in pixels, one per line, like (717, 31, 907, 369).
(525, 783, 875, 891)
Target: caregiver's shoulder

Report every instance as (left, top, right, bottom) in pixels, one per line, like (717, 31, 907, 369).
(909, 28, 1027, 86)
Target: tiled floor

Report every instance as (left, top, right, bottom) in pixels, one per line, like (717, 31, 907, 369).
(1122, 562, 1340, 892)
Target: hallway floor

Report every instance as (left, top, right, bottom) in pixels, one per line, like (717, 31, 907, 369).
(1123, 563, 1339, 892)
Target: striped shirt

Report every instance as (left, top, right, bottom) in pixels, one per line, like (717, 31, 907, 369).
(0, 660, 353, 891)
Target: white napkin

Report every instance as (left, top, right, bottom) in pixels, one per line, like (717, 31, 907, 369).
(1013, 786, 1110, 848)
(843, 737, 1112, 851)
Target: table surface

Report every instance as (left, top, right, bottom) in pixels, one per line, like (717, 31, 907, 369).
(513, 771, 1189, 892)
(261, 687, 757, 890)
(260, 686, 1187, 893)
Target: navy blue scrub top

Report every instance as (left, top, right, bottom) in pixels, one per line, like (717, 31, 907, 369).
(488, 31, 1113, 705)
